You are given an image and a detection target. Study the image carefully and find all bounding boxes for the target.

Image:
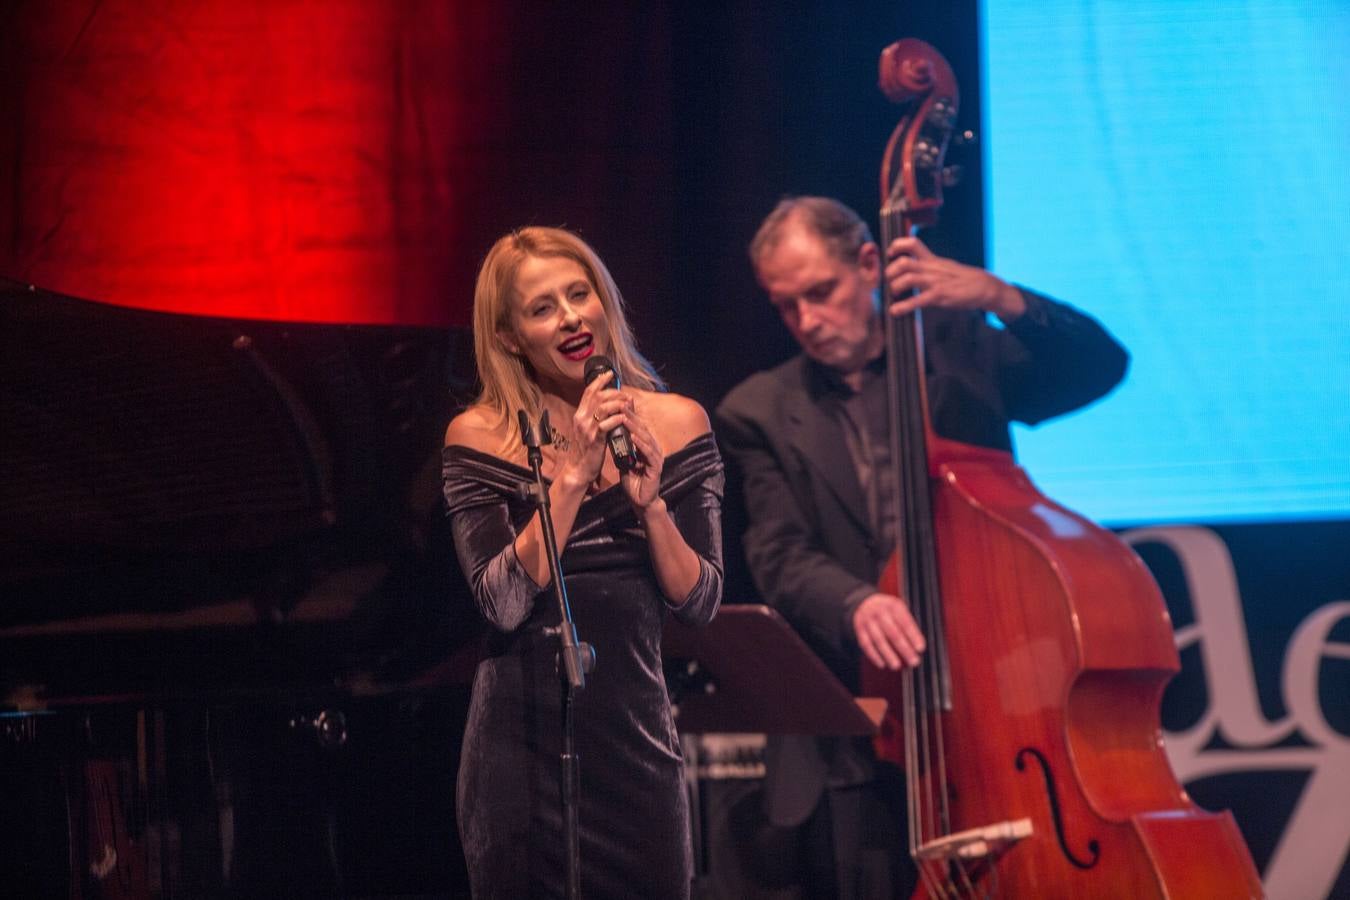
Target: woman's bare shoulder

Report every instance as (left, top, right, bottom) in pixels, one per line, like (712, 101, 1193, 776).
(444, 406, 507, 454)
(636, 390, 711, 453)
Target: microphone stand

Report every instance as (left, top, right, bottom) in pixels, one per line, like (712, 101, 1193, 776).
(518, 410, 596, 900)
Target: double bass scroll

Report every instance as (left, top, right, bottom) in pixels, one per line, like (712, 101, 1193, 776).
(861, 37, 1264, 899)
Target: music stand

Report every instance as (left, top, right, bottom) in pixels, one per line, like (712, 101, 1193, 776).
(664, 604, 886, 897)
(663, 604, 884, 735)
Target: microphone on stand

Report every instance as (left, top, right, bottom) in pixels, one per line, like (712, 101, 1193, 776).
(583, 355, 639, 471)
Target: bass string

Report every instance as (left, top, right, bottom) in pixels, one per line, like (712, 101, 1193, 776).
(882, 203, 954, 855)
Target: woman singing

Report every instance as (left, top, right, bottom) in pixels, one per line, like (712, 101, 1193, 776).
(442, 227, 723, 898)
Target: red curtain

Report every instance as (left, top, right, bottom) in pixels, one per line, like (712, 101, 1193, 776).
(1, 1, 511, 326)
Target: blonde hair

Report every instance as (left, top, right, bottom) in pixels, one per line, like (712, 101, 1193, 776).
(471, 226, 664, 443)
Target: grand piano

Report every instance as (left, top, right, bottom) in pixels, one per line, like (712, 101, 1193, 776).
(1, 279, 483, 896)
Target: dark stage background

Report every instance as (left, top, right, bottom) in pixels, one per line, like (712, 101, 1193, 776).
(3, 1, 1346, 897)
(1, 0, 983, 399)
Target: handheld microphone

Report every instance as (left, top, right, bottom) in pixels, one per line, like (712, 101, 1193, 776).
(583, 355, 639, 471)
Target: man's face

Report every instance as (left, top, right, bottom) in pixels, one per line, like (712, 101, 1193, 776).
(755, 222, 883, 374)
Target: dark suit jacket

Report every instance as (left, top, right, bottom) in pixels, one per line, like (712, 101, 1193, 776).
(713, 289, 1128, 825)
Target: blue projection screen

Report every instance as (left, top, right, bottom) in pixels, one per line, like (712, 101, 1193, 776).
(981, 2, 1350, 525)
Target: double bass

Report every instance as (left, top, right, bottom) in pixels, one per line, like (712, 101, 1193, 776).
(862, 38, 1263, 898)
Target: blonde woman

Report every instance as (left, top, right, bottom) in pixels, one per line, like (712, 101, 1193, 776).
(442, 227, 722, 898)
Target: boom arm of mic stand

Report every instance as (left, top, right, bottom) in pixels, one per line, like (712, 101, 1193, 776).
(517, 410, 595, 688)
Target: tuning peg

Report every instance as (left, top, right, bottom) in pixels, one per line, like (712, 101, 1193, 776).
(926, 97, 957, 129)
(941, 165, 964, 187)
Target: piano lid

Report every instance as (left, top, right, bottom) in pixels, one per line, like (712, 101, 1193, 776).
(1, 280, 481, 702)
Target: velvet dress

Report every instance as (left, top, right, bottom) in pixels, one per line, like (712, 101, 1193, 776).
(441, 433, 723, 899)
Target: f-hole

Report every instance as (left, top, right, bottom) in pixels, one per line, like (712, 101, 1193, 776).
(1015, 747, 1101, 870)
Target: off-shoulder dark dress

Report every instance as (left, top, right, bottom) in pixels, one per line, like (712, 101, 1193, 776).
(442, 433, 723, 899)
